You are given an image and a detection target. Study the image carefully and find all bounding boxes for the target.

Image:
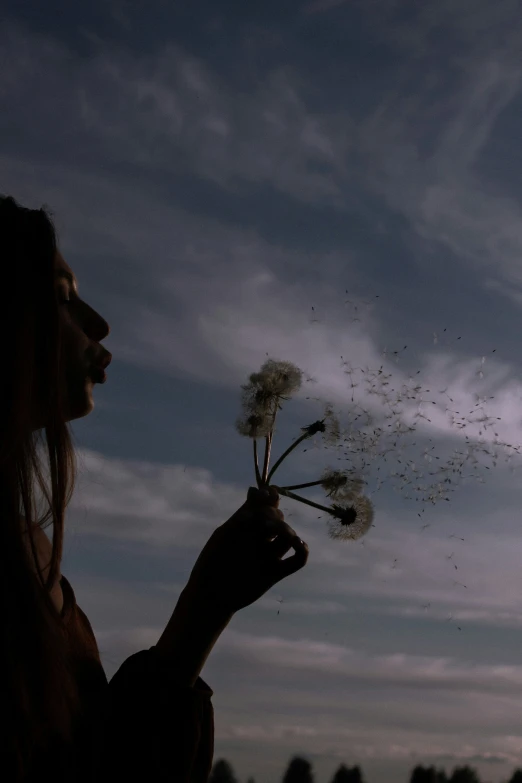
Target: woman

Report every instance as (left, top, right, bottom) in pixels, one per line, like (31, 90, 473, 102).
(0, 195, 309, 782)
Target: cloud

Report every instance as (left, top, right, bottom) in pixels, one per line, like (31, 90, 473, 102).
(4, 15, 522, 314)
(257, 596, 348, 615)
(69, 447, 246, 549)
(210, 628, 522, 771)
(356, 55, 522, 303)
(0, 23, 346, 208)
(219, 629, 522, 695)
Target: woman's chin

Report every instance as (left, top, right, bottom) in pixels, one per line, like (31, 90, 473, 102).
(65, 382, 96, 423)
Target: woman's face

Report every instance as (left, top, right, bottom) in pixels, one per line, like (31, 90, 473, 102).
(32, 251, 111, 429)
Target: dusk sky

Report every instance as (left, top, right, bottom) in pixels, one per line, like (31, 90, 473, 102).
(4, 2, 522, 782)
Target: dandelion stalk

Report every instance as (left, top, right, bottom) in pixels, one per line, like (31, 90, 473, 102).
(253, 439, 263, 487)
(279, 479, 325, 491)
(272, 486, 338, 516)
(266, 431, 309, 483)
(272, 484, 374, 541)
(279, 473, 364, 495)
(262, 408, 278, 484)
(267, 418, 329, 482)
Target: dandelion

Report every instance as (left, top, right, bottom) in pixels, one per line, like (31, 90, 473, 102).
(326, 496, 375, 541)
(236, 358, 303, 484)
(249, 359, 303, 398)
(236, 357, 374, 542)
(321, 467, 366, 498)
(321, 402, 342, 445)
(281, 467, 365, 498)
(235, 411, 273, 439)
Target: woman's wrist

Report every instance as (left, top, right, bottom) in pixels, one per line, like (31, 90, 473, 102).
(154, 586, 233, 686)
(178, 584, 234, 626)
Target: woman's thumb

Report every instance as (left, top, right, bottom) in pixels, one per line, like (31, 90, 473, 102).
(246, 485, 280, 508)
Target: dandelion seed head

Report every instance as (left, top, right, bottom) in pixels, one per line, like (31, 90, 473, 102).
(239, 359, 304, 431)
(320, 467, 366, 499)
(327, 495, 374, 541)
(321, 402, 342, 445)
(301, 419, 327, 437)
(235, 411, 274, 439)
(250, 359, 303, 398)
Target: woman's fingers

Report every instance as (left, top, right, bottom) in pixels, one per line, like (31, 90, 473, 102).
(255, 513, 295, 542)
(268, 529, 296, 559)
(247, 485, 280, 508)
(274, 536, 309, 580)
(240, 488, 309, 579)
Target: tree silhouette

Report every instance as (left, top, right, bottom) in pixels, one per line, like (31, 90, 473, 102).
(508, 771, 522, 783)
(330, 764, 351, 783)
(349, 765, 364, 783)
(410, 765, 448, 783)
(448, 766, 480, 783)
(330, 764, 365, 783)
(281, 756, 315, 783)
(209, 758, 239, 783)
(410, 765, 431, 783)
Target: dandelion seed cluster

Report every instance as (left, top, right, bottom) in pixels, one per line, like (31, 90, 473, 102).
(319, 355, 522, 515)
(235, 359, 303, 438)
(328, 496, 375, 541)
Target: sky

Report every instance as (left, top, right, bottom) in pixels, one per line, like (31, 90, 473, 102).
(3, 1, 522, 782)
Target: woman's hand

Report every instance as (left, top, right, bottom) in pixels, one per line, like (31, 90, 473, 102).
(183, 485, 309, 616)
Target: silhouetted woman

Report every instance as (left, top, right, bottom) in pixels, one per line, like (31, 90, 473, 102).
(0, 195, 309, 782)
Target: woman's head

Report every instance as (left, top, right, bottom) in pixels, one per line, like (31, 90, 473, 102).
(34, 248, 112, 429)
(2, 195, 111, 432)
(0, 194, 110, 777)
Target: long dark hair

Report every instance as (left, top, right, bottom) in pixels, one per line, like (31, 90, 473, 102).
(0, 195, 81, 779)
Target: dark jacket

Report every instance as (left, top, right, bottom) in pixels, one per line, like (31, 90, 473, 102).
(28, 574, 214, 782)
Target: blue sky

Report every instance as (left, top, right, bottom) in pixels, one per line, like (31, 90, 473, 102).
(4, 1, 522, 781)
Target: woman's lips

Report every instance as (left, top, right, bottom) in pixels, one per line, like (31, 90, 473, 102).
(89, 367, 107, 384)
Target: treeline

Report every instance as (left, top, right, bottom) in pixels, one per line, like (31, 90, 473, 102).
(209, 756, 522, 783)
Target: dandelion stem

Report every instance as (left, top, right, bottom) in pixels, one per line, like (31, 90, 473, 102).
(272, 486, 336, 516)
(253, 439, 263, 488)
(262, 408, 278, 484)
(261, 435, 270, 485)
(280, 480, 325, 491)
(267, 432, 311, 483)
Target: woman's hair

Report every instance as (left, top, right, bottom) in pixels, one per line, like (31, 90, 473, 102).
(0, 195, 81, 779)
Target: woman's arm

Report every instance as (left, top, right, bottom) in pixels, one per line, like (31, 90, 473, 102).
(154, 588, 234, 687)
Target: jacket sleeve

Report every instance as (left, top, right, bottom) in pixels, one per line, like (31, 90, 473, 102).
(91, 646, 214, 783)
